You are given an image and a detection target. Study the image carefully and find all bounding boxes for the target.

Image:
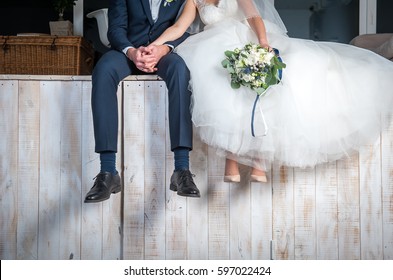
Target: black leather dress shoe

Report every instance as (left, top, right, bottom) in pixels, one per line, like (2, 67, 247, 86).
(170, 169, 200, 198)
(84, 172, 121, 203)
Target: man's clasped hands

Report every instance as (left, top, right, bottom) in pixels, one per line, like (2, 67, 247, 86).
(126, 44, 171, 73)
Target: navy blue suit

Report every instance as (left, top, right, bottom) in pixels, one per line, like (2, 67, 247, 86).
(92, 0, 192, 153)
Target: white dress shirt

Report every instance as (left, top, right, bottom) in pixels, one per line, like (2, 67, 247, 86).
(150, 0, 163, 22)
(123, 0, 166, 56)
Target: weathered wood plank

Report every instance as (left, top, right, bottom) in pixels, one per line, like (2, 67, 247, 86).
(315, 162, 339, 259)
(102, 85, 122, 260)
(272, 165, 295, 260)
(251, 168, 273, 260)
(359, 137, 383, 259)
(187, 133, 209, 259)
(294, 167, 316, 259)
(165, 182, 188, 259)
(0, 80, 18, 259)
(123, 81, 146, 259)
(59, 81, 82, 260)
(144, 81, 166, 259)
(164, 82, 188, 260)
(80, 81, 103, 259)
(229, 168, 251, 259)
(381, 117, 393, 260)
(337, 155, 361, 259)
(38, 81, 62, 259)
(208, 149, 230, 259)
(17, 81, 40, 260)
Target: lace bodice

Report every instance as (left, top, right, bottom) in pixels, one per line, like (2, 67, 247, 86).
(194, 0, 238, 25)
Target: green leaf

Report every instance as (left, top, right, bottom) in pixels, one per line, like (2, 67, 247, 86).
(276, 60, 286, 69)
(270, 76, 277, 85)
(226, 66, 235, 73)
(255, 88, 266, 95)
(265, 75, 272, 85)
(221, 59, 229, 68)
(224, 50, 235, 57)
(231, 81, 241, 89)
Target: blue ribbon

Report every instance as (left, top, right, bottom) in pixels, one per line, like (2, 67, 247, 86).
(251, 48, 283, 137)
(275, 48, 283, 81)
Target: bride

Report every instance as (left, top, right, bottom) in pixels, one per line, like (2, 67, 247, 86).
(149, 0, 393, 182)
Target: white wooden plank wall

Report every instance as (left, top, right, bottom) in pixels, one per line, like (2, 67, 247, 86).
(1, 76, 393, 260)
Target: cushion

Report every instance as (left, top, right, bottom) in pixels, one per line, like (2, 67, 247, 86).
(375, 35, 393, 59)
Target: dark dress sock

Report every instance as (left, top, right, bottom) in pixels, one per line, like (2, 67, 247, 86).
(100, 151, 117, 174)
(174, 147, 190, 171)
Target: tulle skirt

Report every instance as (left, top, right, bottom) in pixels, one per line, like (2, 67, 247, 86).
(175, 18, 393, 169)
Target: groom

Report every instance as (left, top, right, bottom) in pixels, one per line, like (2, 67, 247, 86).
(84, 0, 200, 203)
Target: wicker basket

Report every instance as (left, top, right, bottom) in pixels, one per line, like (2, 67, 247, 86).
(0, 36, 94, 75)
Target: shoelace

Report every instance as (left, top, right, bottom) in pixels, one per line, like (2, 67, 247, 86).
(92, 173, 108, 186)
(178, 170, 195, 184)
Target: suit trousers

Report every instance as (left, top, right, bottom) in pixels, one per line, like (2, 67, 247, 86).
(91, 49, 193, 153)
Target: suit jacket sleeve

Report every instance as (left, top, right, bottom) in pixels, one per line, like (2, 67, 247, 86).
(107, 0, 134, 51)
(165, 32, 190, 50)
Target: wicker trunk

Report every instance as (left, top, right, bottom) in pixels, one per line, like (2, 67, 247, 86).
(0, 36, 94, 75)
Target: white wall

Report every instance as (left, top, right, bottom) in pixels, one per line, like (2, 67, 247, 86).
(73, 0, 84, 35)
(359, 0, 377, 34)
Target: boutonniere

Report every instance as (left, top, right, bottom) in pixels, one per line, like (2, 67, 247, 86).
(164, 0, 176, 7)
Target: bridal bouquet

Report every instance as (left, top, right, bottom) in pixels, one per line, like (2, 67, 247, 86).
(222, 42, 286, 137)
(221, 42, 286, 96)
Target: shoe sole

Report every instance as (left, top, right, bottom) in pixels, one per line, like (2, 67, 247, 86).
(177, 192, 201, 198)
(170, 184, 200, 198)
(250, 175, 268, 183)
(170, 183, 177, 192)
(84, 184, 122, 203)
(223, 178, 241, 183)
(111, 185, 122, 193)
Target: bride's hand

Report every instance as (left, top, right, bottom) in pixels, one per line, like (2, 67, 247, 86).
(259, 41, 273, 52)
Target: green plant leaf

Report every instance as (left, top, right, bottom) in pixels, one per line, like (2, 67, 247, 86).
(224, 50, 235, 57)
(231, 81, 241, 89)
(221, 59, 229, 68)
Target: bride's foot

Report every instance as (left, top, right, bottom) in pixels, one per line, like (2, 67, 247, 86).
(224, 158, 240, 183)
(224, 174, 241, 183)
(250, 168, 267, 183)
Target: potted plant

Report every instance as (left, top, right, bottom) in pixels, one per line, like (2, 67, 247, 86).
(50, 0, 78, 36)
(53, 0, 77, 21)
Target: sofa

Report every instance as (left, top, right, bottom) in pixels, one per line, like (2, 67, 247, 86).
(350, 33, 393, 61)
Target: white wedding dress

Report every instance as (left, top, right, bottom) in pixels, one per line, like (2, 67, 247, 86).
(175, 0, 393, 169)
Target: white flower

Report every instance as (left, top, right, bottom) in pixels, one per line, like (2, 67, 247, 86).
(262, 51, 275, 64)
(245, 53, 259, 66)
(241, 73, 254, 83)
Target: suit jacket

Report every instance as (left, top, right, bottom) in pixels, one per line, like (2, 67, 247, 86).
(107, 0, 188, 52)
